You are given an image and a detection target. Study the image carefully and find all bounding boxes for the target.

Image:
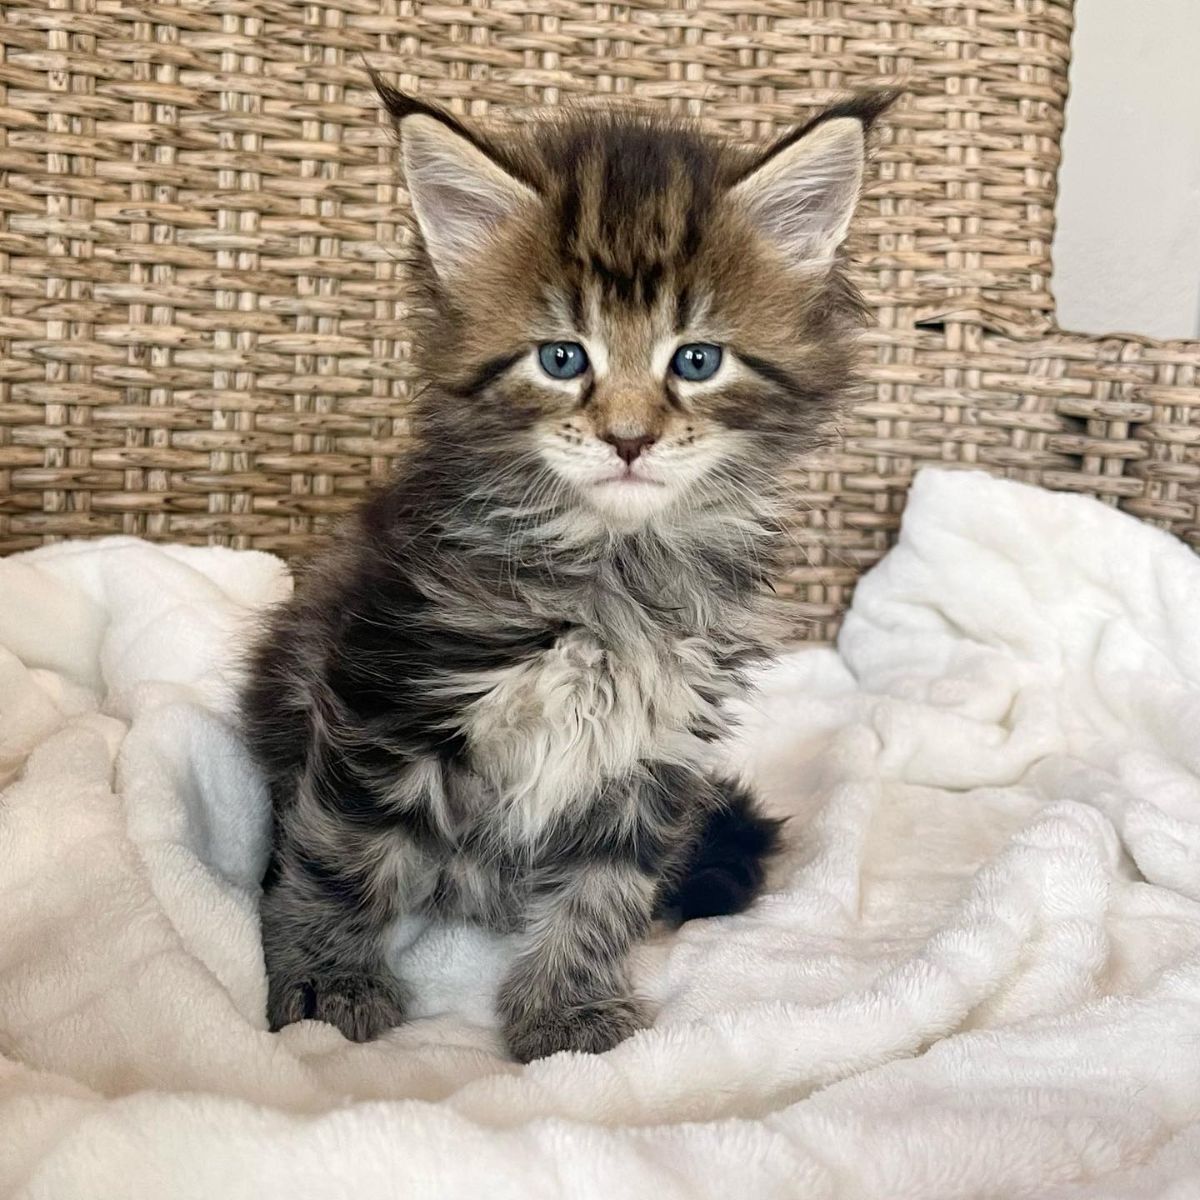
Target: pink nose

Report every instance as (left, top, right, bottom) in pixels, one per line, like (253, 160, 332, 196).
(603, 433, 657, 465)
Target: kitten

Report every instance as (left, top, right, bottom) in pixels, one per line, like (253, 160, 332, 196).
(241, 79, 892, 1062)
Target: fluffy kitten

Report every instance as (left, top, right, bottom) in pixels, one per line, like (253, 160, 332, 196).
(241, 79, 892, 1061)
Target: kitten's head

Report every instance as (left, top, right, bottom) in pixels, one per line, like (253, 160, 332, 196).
(378, 80, 894, 533)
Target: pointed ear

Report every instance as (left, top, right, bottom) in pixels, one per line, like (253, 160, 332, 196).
(374, 82, 536, 280)
(730, 115, 870, 273)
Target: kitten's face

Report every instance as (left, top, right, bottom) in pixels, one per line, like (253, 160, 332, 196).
(382, 86, 885, 531)
(459, 228, 798, 529)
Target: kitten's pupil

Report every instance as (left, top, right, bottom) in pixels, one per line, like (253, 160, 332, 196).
(671, 343, 722, 382)
(539, 341, 589, 380)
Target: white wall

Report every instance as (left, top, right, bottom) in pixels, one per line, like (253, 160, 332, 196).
(1053, 0, 1200, 339)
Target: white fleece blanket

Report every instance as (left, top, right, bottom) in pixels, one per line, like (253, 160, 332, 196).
(2, 468, 1199, 1199)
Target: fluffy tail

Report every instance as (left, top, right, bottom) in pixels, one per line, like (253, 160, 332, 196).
(657, 781, 784, 924)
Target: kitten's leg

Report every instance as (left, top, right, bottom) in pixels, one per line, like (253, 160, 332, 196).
(496, 765, 704, 1062)
(498, 858, 658, 1062)
(262, 765, 429, 1042)
(261, 841, 413, 1042)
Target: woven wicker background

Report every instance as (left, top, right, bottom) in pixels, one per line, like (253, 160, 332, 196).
(0, 0, 1196, 638)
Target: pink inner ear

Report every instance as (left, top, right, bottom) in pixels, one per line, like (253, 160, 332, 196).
(401, 115, 536, 277)
(429, 186, 503, 228)
(731, 117, 866, 270)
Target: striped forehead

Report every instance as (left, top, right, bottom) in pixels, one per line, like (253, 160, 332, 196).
(543, 118, 723, 320)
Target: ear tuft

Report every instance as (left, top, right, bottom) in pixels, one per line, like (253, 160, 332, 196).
(371, 75, 536, 280)
(369, 71, 474, 139)
(730, 90, 898, 273)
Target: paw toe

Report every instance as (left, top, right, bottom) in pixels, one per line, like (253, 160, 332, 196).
(506, 997, 646, 1063)
(269, 972, 407, 1042)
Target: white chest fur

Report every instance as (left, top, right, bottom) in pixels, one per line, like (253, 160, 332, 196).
(455, 628, 727, 839)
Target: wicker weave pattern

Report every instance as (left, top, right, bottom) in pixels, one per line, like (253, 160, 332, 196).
(0, 0, 1195, 638)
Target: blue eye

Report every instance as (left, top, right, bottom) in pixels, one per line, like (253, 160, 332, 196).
(671, 343, 723, 382)
(538, 341, 589, 380)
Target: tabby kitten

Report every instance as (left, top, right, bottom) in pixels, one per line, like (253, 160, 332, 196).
(242, 79, 892, 1062)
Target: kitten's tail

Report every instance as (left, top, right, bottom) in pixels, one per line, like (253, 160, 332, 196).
(657, 782, 784, 924)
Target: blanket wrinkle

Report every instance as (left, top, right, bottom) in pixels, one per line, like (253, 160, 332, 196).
(1, 467, 1199, 1198)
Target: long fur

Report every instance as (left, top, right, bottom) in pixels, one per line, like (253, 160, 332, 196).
(241, 83, 892, 1061)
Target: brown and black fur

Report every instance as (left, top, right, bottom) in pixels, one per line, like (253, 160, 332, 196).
(242, 80, 894, 1061)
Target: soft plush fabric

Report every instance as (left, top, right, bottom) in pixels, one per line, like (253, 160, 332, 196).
(1, 468, 1198, 1198)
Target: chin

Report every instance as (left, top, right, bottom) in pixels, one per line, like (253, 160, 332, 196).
(582, 477, 681, 528)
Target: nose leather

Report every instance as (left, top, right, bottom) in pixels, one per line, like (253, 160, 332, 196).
(602, 432, 657, 464)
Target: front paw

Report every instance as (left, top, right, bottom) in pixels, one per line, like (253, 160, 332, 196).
(504, 996, 647, 1063)
(268, 970, 407, 1043)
